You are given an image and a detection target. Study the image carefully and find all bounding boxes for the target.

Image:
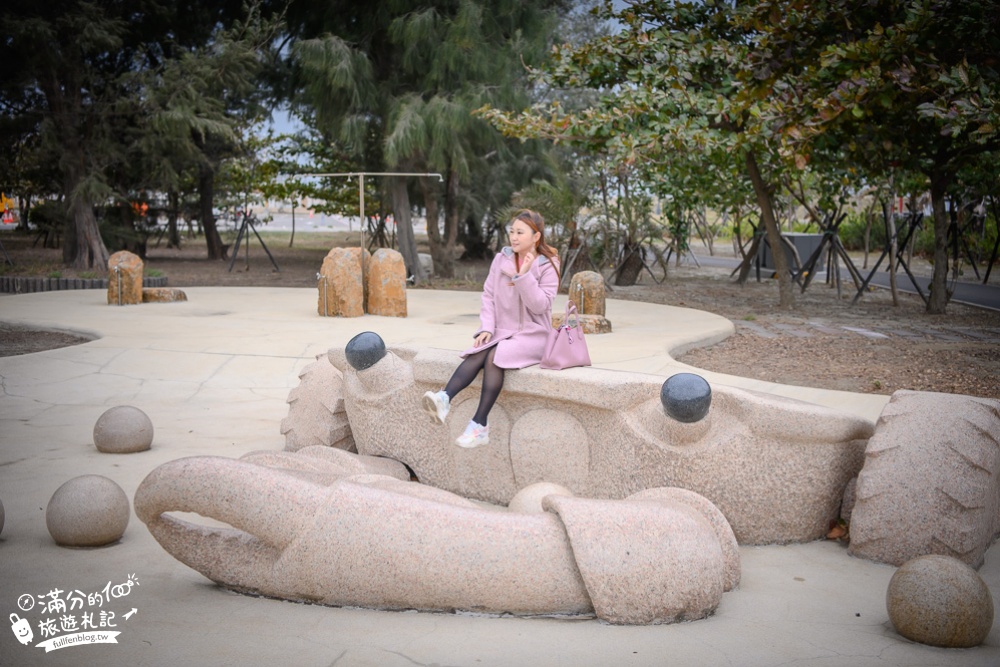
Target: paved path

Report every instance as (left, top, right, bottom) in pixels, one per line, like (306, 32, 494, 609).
(0, 287, 996, 667)
(693, 252, 1000, 312)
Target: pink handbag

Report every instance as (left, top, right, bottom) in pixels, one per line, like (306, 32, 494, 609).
(540, 301, 591, 370)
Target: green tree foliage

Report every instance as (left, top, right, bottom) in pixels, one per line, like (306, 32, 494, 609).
(481, 0, 801, 306)
(484, 0, 1000, 310)
(0, 1, 284, 268)
(286, 0, 566, 281)
(734, 0, 1000, 313)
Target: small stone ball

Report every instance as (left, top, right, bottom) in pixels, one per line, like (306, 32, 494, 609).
(661, 373, 712, 423)
(46, 475, 130, 547)
(93, 405, 154, 453)
(887, 554, 994, 648)
(508, 482, 574, 514)
(345, 331, 387, 370)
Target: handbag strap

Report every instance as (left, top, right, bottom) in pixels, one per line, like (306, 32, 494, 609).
(564, 300, 580, 330)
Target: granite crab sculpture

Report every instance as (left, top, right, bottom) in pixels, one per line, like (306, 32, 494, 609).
(134, 330, 889, 624)
(286, 334, 875, 545)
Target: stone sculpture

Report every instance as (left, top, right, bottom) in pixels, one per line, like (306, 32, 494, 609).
(280, 354, 355, 453)
(887, 554, 994, 648)
(136, 332, 1000, 627)
(322, 341, 871, 545)
(847, 390, 1000, 568)
(93, 405, 154, 453)
(134, 446, 738, 624)
(47, 475, 130, 546)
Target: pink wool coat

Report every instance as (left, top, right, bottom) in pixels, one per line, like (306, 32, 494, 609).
(460, 247, 558, 369)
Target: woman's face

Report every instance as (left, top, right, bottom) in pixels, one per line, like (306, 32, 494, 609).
(508, 219, 541, 255)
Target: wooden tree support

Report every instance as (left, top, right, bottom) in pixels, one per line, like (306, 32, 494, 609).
(794, 212, 865, 298)
(559, 243, 613, 292)
(227, 212, 280, 273)
(852, 211, 926, 306)
(984, 200, 1000, 285)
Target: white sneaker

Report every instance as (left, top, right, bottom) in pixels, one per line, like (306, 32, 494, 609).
(422, 390, 450, 424)
(455, 420, 489, 448)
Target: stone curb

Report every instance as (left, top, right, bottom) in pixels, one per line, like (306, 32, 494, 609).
(0, 275, 167, 294)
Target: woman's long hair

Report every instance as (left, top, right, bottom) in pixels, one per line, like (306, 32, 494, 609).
(512, 209, 561, 280)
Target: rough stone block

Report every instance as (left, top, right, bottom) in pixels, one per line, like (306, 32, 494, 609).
(142, 287, 188, 303)
(107, 250, 143, 305)
(568, 271, 606, 316)
(317, 247, 368, 317)
(366, 248, 407, 317)
(552, 312, 612, 334)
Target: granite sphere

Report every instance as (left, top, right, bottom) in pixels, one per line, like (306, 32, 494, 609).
(93, 405, 154, 453)
(345, 332, 387, 370)
(508, 482, 574, 514)
(46, 475, 130, 547)
(887, 554, 994, 648)
(661, 373, 712, 423)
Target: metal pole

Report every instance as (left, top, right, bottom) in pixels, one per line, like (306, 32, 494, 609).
(359, 174, 366, 287)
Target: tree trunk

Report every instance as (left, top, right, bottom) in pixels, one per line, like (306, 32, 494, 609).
(745, 150, 794, 309)
(927, 173, 951, 314)
(420, 178, 448, 279)
(441, 167, 461, 277)
(64, 159, 109, 271)
(389, 175, 424, 284)
(198, 163, 226, 260)
(884, 200, 899, 306)
(614, 242, 644, 286)
(167, 191, 181, 249)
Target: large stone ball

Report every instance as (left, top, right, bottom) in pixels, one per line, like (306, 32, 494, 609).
(508, 482, 574, 514)
(661, 373, 712, 423)
(46, 475, 130, 547)
(887, 554, 994, 648)
(93, 405, 154, 453)
(345, 331, 387, 370)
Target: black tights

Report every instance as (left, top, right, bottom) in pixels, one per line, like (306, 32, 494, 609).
(443, 345, 505, 426)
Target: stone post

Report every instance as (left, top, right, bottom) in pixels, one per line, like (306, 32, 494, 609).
(317, 247, 369, 317)
(107, 251, 143, 305)
(569, 271, 605, 316)
(556, 271, 612, 334)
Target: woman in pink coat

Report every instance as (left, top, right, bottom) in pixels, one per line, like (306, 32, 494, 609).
(422, 209, 560, 448)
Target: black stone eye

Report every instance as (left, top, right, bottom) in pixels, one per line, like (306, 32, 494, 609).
(345, 331, 387, 370)
(661, 373, 712, 423)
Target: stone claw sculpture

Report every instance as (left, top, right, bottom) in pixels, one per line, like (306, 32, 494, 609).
(135, 447, 740, 624)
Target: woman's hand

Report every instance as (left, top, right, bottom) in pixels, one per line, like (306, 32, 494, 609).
(473, 332, 492, 347)
(518, 251, 536, 275)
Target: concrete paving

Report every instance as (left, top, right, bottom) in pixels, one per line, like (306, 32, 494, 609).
(0, 287, 996, 666)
